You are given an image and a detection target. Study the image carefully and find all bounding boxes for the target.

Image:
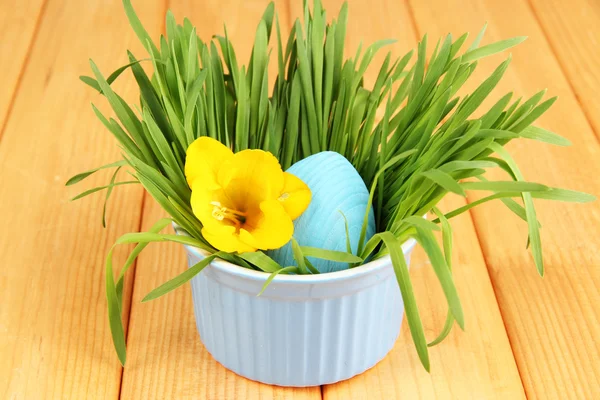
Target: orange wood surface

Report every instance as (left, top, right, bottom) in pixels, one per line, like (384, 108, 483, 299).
(528, 0, 600, 138)
(0, 0, 47, 132)
(0, 0, 598, 399)
(0, 0, 162, 398)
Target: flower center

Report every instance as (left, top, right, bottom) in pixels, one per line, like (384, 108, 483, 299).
(210, 201, 247, 226)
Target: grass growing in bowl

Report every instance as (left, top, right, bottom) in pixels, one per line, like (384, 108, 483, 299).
(68, 0, 595, 370)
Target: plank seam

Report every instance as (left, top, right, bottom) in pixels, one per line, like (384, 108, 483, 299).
(404, 0, 422, 43)
(465, 207, 529, 399)
(117, 191, 149, 400)
(118, 1, 168, 397)
(0, 0, 50, 143)
(525, 0, 600, 145)
(403, 0, 529, 396)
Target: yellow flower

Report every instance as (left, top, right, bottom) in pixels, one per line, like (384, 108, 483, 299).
(185, 137, 311, 253)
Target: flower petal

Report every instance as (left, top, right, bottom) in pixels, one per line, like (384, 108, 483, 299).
(218, 149, 284, 202)
(239, 200, 293, 250)
(279, 172, 312, 219)
(185, 136, 233, 189)
(201, 226, 256, 253)
(190, 184, 220, 231)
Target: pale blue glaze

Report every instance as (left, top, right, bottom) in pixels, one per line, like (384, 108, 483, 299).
(268, 151, 376, 273)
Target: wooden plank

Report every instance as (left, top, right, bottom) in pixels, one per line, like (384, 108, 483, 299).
(0, 0, 47, 133)
(0, 0, 163, 398)
(529, 0, 600, 138)
(408, 0, 600, 398)
(289, 1, 525, 398)
(119, 1, 321, 398)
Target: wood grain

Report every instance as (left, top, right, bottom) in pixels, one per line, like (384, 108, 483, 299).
(1, 0, 599, 398)
(289, 1, 525, 398)
(408, 0, 600, 398)
(119, 1, 321, 399)
(0, 0, 47, 133)
(528, 0, 600, 138)
(0, 0, 163, 398)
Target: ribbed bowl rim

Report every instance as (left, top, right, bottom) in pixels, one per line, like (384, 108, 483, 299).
(177, 224, 417, 285)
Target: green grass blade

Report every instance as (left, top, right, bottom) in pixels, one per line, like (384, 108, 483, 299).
(519, 126, 571, 146)
(461, 36, 526, 63)
(71, 181, 138, 201)
(427, 207, 456, 346)
(116, 218, 172, 304)
(105, 246, 127, 365)
(378, 231, 430, 371)
(66, 160, 127, 186)
(413, 226, 464, 329)
(142, 253, 221, 302)
(300, 246, 362, 263)
(532, 188, 595, 203)
(102, 166, 122, 227)
(258, 266, 299, 296)
(122, 0, 160, 57)
(467, 23, 487, 51)
(239, 251, 283, 273)
(421, 169, 466, 196)
(291, 237, 309, 274)
(461, 180, 548, 193)
(489, 143, 544, 275)
(80, 75, 102, 92)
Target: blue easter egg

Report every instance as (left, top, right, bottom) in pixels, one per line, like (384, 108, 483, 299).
(268, 151, 376, 273)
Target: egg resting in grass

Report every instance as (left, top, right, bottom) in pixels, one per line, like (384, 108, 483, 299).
(267, 151, 376, 273)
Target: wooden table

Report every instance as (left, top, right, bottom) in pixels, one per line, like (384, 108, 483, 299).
(2, 0, 599, 398)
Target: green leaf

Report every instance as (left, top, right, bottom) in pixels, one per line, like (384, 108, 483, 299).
(116, 218, 173, 304)
(461, 36, 527, 63)
(520, 126, 571, 146)
(80, 75, 102, 92)
(468, 23, 487, 51)
(238, 251, 283, 273)
(142, 253, 221, 302)
(422, 169, 466, 196)
(105, 246, 127, 365)
(489, 142, 544, 275)
(102, 166, 122, 227)
(91, 105, 142, 160)
(439, 160, 497, 173)
(80, 58, 152, 94)
(257, 266, 299, 296)
(428, 312, 455, 347)
(66, 160, 127, 186)
(304, 257, 321, 274)
(378, 232, 429, 371)
(413, 226, 464, 329)
(116, 231, 212, 251)
(338, 211, 353, 255)
(300, 246, 363, 263)
(71, 180, 138, 201)
(89, 60, 158, 169)
(358, 149, 418, 253)
(427, 207, 456, 346)
(461, 180, 548, 193)
(402, 215, 441, 232)
(291, 238, 309, 274)
(122, 0, 160, 57)
(533, 188, 595, 203)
